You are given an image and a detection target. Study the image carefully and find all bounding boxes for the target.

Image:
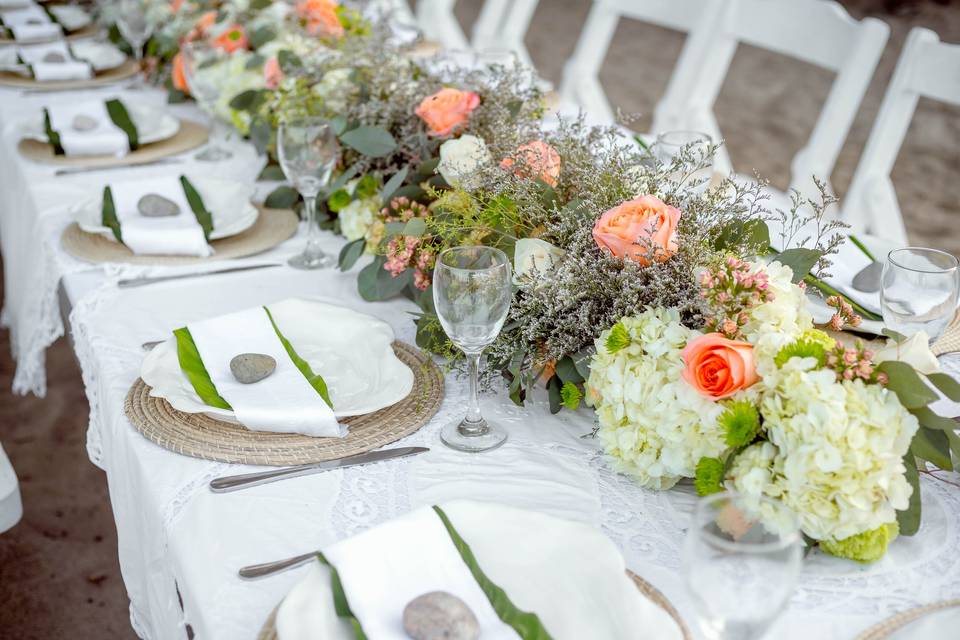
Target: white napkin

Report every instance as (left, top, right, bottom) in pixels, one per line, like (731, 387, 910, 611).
(186, 301, 343, 437)
(0, 0, 36, 9)
(17, 40, 68, 64)
(319, 506, 518, 639)
(276, 502, 685, 640)
(107, 176, 212, 257)
(46, 101, 129, 157)
(32, 60, 92, 81)
(10, 21, 59, 40)
(1, 4, 49, 26)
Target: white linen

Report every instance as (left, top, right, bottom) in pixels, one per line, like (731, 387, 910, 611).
(1, 3, 48, 26)
(31, 60, 92, 81)
(9, 21, 60, 40)
(317, 505, 517, 640)
(185, 300, 342, 437)
(0, 442, 22, 534)
(46, 100, 130, 157)
(0, 0, 34, 8)
(276, 501, 683, 640)
(108, 176, 212, 256)
(15, 40, 69, 65)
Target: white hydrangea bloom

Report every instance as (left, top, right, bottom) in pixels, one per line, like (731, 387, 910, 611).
(586, 308, 726, 489)
(741, 260, 813, 373)
(311, 68, 358, 113)
(339, 198, 379, 242)
(729, 357, 919, 542)
(198, 54, 266, 131)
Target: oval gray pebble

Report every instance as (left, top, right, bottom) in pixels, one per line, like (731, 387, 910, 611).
(229, 353, 276, 384)
(72, 114, 99, 132)
(42, 51, 67, 63)
(137, 193, 181, 218)
(402, 591, 479, 640)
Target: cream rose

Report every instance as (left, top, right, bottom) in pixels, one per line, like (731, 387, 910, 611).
(437, 135, 491, 190)
(514, 238, 565, 285)
(874, 331, 941, 375)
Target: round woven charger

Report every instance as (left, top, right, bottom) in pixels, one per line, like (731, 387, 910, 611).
(856, 599, 960, 639)
(61, 206, 298, 265)
(125, 342, 443, 466)
(0, 59, 138, 90)
(18, 117, 208, 167)
(0, 23, 98, 45)
(256, 571, 691, 640)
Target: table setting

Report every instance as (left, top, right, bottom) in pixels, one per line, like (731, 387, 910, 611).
(0, 1, 959, 639)
(0, 0, 94, 44)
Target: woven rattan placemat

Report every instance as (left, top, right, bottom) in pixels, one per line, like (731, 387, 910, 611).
(855, 599, 960, 639)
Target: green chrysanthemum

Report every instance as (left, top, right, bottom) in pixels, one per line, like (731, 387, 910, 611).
(605, 322, 631, 354)
(774, 333, 830, 369)
(560, 382, 583, 411)
(720, 400, 761, 448)
(694, 457, 725, 496)
(820, 522, 899, 563)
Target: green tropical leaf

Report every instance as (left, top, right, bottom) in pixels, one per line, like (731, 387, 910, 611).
(173, 327, 231, 410)
(315, 553, 368, 639)
(897, 452, 922, 536)
(105, 99, 139, 150)
(357, 256, 411, 301)
(42, 108, 64, 155)
(340, 126, 397, 158)
(338, 238, 365, 272)
(264, 185, 300, 209)
(180, 176, 214, 241)
(773, 248, 822, 282)
(263, 306, 332, 408)
(100, 186, 122, 243)
(877, 361, 939, 409)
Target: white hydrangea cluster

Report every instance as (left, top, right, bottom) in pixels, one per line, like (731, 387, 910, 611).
(728, 356, 919, 542)
(586, 308, 727, 489)
(741, 260, 813, 372)
(336, 178, 381, 242)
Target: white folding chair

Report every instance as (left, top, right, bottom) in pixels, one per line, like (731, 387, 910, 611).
(414, 0, 513, 53)
(682, 0, 889, 198)
(842, 28, 960, 244)
(477, 0, 539, 67)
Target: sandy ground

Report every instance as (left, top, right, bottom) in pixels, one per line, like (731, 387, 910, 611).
(0, 1, 957, 637)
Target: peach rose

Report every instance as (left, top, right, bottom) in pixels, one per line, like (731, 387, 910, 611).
(263, 56, 283, 89)
(501, 140, 561, 187)
(681, 333, 759, 401)
(212, 24, 248, 53)
(415, 88, 481, 137)
(592, 195, 680, 266)
(296, 0, 344, 39)
(170, 0, 185, 13)
(184, 10, 217, 42)
(171, 51, 189, 93)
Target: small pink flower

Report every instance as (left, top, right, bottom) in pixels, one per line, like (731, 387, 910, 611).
(263, 56, 284, 89)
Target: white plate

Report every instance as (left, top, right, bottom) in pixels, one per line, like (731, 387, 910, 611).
(141, 299, 415, 420)
(71, 175, 259, 242)
(19, 102, 181, 147)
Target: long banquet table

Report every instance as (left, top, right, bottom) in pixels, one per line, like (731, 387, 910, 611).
(4, 82, 960, 640)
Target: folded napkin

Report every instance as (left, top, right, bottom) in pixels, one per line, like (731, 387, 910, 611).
(45, 100, 137, 156)
(102, 176, 213, 256)
(177, 300, 342, 437)
(18, 41, 92, 81)
(1, 4, 49, 26)
(10, 20, 59, 40)
(276, 502, 685, 640)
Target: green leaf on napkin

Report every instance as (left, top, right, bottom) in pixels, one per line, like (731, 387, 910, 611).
(105, 99, 139, 151)
(101, 186, 123, 243)
(180, 176, 214, 241)
(43, 108, 65, 155)
(316, 553, 368, 640)
(263, 306, 333, 408)
(173, 327, 232, 410)
(433, 506, 553, 640)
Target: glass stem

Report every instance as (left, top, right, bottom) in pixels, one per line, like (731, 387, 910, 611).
(460, 351, 486, 433)
(303, 194, 321, 258)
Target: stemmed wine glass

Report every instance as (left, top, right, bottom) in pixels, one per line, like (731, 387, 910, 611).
(277, 118, 340, 270)
(881, 247, 960, 342)
(433, 246, 513, 452)
(181, 41, 233, 162)
(654, 130, 715, 186)
(115, 0, 153, 87)
(683, 491, 802, 640)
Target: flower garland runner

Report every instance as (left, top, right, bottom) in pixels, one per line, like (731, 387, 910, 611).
(109, 0, 960, 564)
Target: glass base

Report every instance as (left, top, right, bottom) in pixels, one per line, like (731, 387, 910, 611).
(288, 250, 335, 270)
(440, 417, 507, 453)
(195, 144, 233, 162)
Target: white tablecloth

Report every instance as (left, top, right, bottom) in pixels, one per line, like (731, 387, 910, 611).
(2, 79, 960, 640)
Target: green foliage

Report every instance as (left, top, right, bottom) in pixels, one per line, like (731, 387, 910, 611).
(257, 164, 286, 181)
(357, 256, 411, 301)
(264, 186, 300, 209)
(546, 375, 563, 414)
(714, 219, 770, 254)
(773, 248, 822, 283)
(340, 126, 398, 157)
(604, 322, 631, 354)
(338, 238, 365, 272)
(719, 400, 761, 448)
(694, 457, 725, 496)
(381, 166, 409, 203)
(898, 451, 922, 536)
(877, 361, 939, 409)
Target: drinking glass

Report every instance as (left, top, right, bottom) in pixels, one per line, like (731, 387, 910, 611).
(881, 247, 960, 341)
(277, 118, 340, 270)
(683, 491, 802, 640)
(181, 42, 233, 162)
(115, 0, 153, 84)
(654, 130, 715, 185)
(433, 246, 513, 452)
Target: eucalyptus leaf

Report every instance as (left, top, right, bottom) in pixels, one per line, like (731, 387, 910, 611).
(911, 406, 960, 432)
(245, 53, 266, 70)
(381, 166, 409, 202)
(911, 427, 953, 470)
(338, 238, 365, 272)
(264, 185, 300, 209)
(329, 115, 348, 135)
(228, 89, 262, 111)
(249, 26, 275, 49)
(927, 373, 960, 402)
(248, 119, 273, 155)
(328, 164, 360, 193)
(413, 157, 440, 179)
(340, 126, 397, 158)
(384, 221, 406, 237)
(555, 356, 585, 384)
(572, 347, 595, 380)
(877, 361, 940, 409)
(402, 217, 426, 237)
(714, 219, 770, 252)
(882, 328, 908, 344)
(392, 184, 425, 201)
(277, 50, 303, 74)
(897, 451, 921, 536)
(257, 164, 286, 181)
(546, 374, 563, 414)
(773, 248, 822, 283)
(358, 256, 411, 301)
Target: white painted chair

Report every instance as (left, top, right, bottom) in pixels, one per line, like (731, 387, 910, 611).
(680, 0, 889, 198)
(842, 28, 960, 244)
(414, 0, 513, 53)
(0, 442, 22, 534)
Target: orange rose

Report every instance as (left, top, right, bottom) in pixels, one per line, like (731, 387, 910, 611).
(212, 24, 248, 53)
(184, 10, 217, 41)
(170, 0, 185, 13)
(263, 56, 283, 89)
(171, 51, 189, 93)
(296, 0, 344, 38)
(681, 333, 759, 401)
(415, 88, 481, 137)
(501, 140, 561, 187)
(592, 195, 680, 266)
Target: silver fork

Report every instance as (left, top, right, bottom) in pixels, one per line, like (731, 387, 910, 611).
(238, 551, 318, 580)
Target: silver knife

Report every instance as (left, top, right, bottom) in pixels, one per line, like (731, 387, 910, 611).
(209, 446, 429, 493)
(117, 263, 282, 288)
(54, 158, 184, 176)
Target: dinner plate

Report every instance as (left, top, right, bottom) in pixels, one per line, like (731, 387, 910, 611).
(141, 299, 416, 420)
(0, 41, 127, 76)
(18, 102, 180, 148)
(71, 175, 259, 242)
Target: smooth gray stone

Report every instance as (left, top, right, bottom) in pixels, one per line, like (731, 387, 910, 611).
(229, 353, 276, 384)
(137, 193, 181, 218)
(71, 114, 99, 132)
(42, 51, 67, 63)
(403, 592, 480, 640)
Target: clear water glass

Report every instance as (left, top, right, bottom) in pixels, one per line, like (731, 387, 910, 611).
(433, 246, 513, 452)
(277, 119, 340, 270)
(881, 248, 960, 341)
(654, 130, 715, 186)
(683, 491, 802, 640)
(181, 42, 234, 162)
(115, 0, 152, 63)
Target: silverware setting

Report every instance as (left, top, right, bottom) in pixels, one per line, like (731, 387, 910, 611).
(209, 446, 429, 493)
(117, 263, 282, 288)
(239, 551, 318, 580)
(53, 158, 185, 176)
